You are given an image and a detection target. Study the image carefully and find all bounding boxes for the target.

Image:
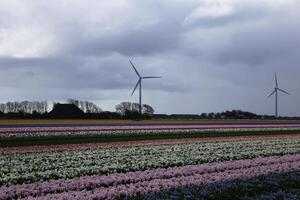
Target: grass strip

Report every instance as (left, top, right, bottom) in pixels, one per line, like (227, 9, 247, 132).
(0, 129, 300, 147)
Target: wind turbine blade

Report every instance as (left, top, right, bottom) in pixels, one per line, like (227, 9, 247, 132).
(275, 73, 278, 88)
(142, 76, 161, 79)
(129, 60, 141, 77)
(131, 79, 141, 96)
(278, 88, 290, 95)
(268, 90, 276, 98)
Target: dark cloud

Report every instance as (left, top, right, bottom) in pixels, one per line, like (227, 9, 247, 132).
(0, 0, 300, 115)
(0, 54, 173, 92)
(214, 18, 300, 66)
(57, 2, 193, 57)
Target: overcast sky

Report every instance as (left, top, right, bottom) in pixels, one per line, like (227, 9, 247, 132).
(0, 0, 299, 116)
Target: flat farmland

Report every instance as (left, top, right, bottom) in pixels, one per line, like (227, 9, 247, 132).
(1, 119, 300, 126)
(0, 120, 300, 199)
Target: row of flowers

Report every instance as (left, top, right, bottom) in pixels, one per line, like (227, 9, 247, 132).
(1, 133, 299, 155)
(2, 123, 300, 133)
(1, 154, 299, 199)
(1, 138, 299, 186)
(1, 127, 300, 138)
(147, 168, 300, 200)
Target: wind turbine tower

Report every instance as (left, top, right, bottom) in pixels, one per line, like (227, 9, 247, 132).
(268, 73, 290, 118)
(129, 60, 161, 114)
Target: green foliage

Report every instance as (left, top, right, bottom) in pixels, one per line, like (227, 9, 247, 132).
(1, 129, 299, 147)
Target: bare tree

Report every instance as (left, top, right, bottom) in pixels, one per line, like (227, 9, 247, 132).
(85, 101, 102, 113)
(67, 99, 102, 113)
(142, 104, 154, 115)
(0, 103, 5, 113)
(131, 103, 140, 112)
(67, 99, 79, 107)
(116, 102, 132, 115)
(79, 101, 86, 112)
(116, 102, 144, 115)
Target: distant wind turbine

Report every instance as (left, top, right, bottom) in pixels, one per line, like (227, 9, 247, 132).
(129, 60, 161, 114)
(268, 73, 290, 118)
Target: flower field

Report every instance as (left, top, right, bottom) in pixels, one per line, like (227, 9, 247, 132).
(1, 123, 300, 137)
(0, 122, 300, 199)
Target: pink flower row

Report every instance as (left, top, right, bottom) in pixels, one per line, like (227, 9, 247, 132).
(1, 124, 300, 133)
(1, 134, 300, 155)
(1, 154, 299, 200)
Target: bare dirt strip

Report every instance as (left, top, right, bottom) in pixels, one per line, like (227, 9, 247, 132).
(1, 133, 300, 155)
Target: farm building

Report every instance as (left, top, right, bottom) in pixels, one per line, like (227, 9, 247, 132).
(48, 103, 84, 118)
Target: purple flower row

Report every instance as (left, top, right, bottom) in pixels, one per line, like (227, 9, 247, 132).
(1, 124, 300, 134)
(1, 154, 299, 200)
(148, 169, 300, 199)
(26, 156, 300, 200)
(1, 127, 300, 139)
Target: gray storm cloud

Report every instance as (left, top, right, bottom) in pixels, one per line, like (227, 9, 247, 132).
(0, 0, 299, 116)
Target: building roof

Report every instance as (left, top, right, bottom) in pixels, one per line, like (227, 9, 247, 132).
(48, 103, 84, 118)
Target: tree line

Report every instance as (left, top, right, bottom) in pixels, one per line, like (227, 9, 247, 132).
(0, 100, 155, 119)
(0, 101, 48, 114)
(153, 110, 299, 120)
(115, 102, 154, 115)
(66, 99, 102, 113)
(0, 100, 295, 120)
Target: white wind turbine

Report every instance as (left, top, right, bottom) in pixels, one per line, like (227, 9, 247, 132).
(268, 73, 290, 118)
(129, 60, 161, 114)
